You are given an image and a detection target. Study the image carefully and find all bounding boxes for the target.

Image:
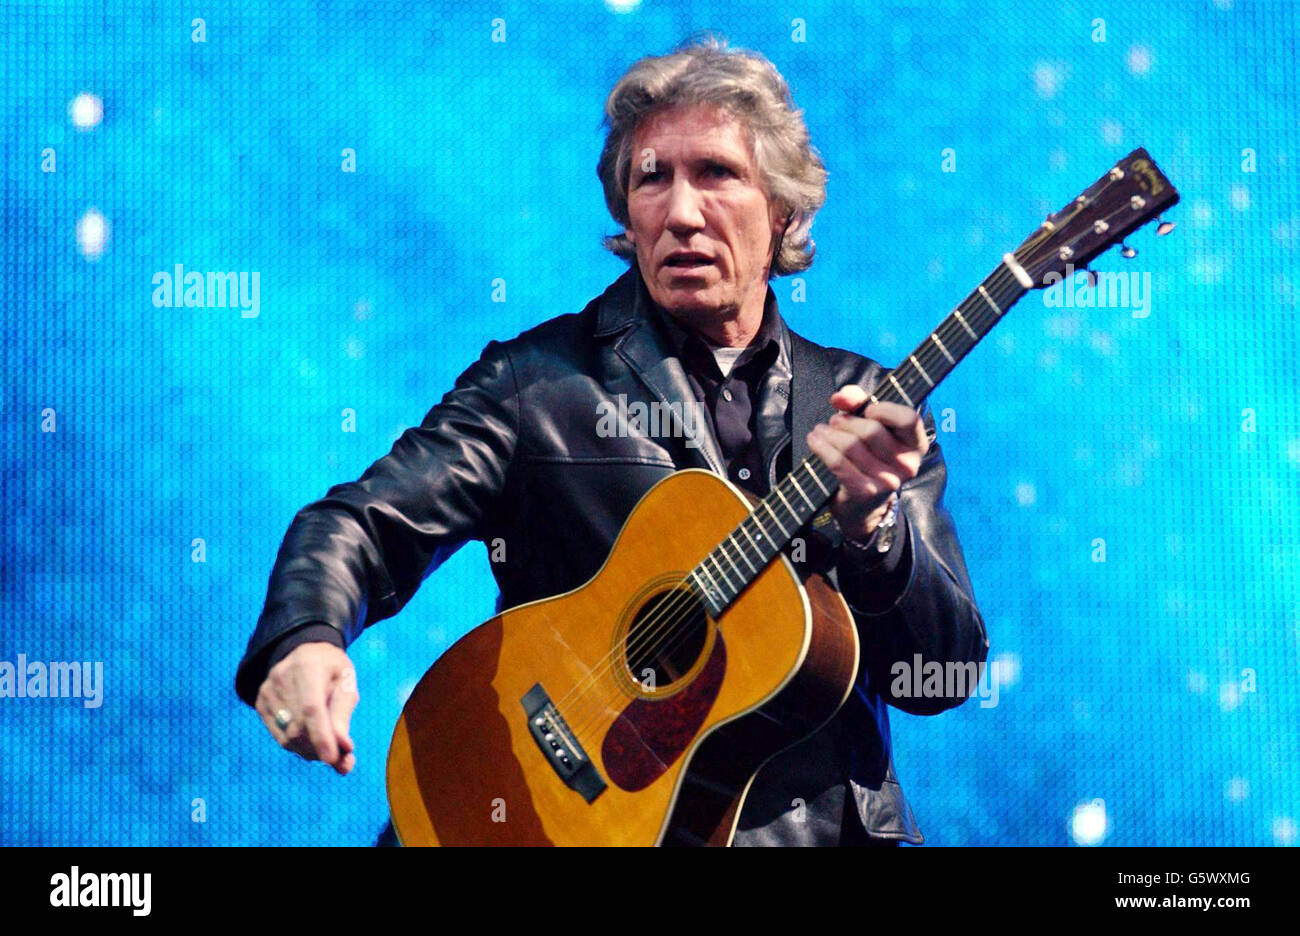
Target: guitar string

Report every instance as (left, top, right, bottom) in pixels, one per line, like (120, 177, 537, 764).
(587, 176, 1150, 702)
(581, 191, 1155, 733)
(556, 193, 1142, 745)
(555, 295, 1014, 743)
(565, 187, 1153, 739)
(557, 257, 1034, 744)
(559, 309, 1010, 742)
(555, 257, 1034, 743)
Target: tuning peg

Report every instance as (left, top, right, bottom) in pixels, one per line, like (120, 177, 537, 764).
(1156, 217, 1176, 236)
(1120, 243, 1138, 259)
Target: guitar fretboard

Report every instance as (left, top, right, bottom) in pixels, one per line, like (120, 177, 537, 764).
(687, 257, 1030, 618)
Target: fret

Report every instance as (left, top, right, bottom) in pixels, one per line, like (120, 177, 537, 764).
(953, 309, 979, 340)
(688, 569, 718, 611)
(739, 520, 764, 556)
(887, 373, 914, 407)
(806, 464, 831, 496)
(696, 562, 722, 599)
(774, 487, 800, 524)
(789, 475, 816, 509)
(930, 332, 955, 364)
(706, 552, 736, 594)
(728, 533, 759, 574)
(908, 354, 934, 387)
(977, 284, 1002, 316)
(761, 500, 791, 538)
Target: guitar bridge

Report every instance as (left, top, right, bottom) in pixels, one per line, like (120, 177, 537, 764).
(521, 683, 607, 803)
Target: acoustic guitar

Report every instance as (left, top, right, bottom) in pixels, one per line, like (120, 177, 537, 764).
(386, 148, 1179, 845)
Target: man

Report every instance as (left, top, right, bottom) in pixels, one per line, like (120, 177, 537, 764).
(235, 37, 987, 846)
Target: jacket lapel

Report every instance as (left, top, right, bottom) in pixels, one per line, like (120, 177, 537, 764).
(595, 268, 727, 474)
(755, 316, 793, 489)
(788, 329, 842, 467)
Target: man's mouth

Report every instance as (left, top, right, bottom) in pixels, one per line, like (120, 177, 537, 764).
(664, 253, 714, 270)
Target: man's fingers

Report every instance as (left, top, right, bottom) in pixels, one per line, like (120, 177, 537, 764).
(829, 386, 913, 424)
(811, 424, 903, 494)
(829, 384, 871, 413)
(253, 643, 363, 772)
(256, 696, 294, 746)
(829, 386, 929, 458)
(300, 696, 339, 765)
(823, 415, 919, 479)
(281, 661, 337, 763)
(327, 670, 360, 770)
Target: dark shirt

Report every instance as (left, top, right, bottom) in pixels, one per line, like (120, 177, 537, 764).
(648, 290, 784, 498)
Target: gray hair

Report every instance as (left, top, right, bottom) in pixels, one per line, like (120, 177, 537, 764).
(596, 35, 829, 278)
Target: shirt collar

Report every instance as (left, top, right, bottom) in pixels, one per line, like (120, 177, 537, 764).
(641, 270, 786, 381)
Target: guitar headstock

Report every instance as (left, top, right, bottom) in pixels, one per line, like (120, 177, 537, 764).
(1013, 148, 1180, 287)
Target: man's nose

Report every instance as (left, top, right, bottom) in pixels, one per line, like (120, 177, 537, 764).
(664, 179, 706, 232)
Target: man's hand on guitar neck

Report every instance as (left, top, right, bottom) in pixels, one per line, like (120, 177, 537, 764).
(806, 384, 931, 542)
(256, 642, 359, 775)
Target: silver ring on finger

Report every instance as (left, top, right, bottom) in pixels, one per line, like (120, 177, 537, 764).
(274, 708, 292, 731)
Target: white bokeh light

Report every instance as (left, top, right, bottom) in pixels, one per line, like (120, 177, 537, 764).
(1126, 45, 1153, 76)
(69, 92, 103, 130)
(75, 207, 109, 260)
(1224, 777, 1249, 802)
(1071, 799, 1108, 846)
(992, 652, 1020, 689)
(1033, 61, 1064, 99)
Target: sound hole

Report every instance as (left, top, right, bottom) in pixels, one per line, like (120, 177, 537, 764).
(624, 587, 709, 692)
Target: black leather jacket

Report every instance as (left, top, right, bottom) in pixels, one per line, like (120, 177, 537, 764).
(236, 265, 988, 845)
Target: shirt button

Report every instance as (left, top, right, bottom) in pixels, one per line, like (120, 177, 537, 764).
(738, 467, 751, 480)
(721, 387, 733, 402)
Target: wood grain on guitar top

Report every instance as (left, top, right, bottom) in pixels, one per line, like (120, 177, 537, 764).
(386, 469, 859, 846)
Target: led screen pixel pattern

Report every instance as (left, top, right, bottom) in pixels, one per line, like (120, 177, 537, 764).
(1, 1, 1297, 845)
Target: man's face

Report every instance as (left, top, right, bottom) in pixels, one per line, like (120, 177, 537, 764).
(624, 104, 786, 327)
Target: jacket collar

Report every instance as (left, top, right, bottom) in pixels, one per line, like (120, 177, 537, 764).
(594, 266, 796, 480)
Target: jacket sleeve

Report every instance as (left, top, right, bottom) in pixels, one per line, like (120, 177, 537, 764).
(234, 339, 520, 706)
(834, 401, 989, 716)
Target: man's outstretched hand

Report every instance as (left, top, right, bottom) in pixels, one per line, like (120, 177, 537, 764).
(256, 642, 359, 775)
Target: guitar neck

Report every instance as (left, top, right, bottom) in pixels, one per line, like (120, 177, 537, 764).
(688, 146, 1180, 617)
(686, 256, 1031, 619)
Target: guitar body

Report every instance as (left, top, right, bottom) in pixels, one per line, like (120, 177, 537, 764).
(386, 468, 860, 845)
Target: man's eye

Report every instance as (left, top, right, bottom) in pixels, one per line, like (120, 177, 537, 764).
(707, 164, 735, 178)
(639, 170, 662, 183)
